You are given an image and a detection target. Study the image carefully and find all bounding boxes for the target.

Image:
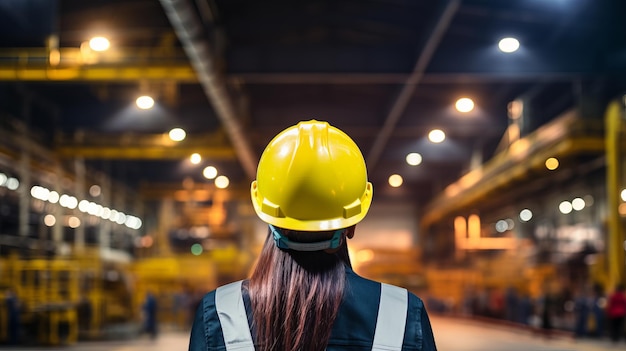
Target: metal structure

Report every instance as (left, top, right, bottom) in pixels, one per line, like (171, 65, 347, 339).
(0, 0, 623, 203)
(420, 99, 626, 305)
(1, 0, 626, 344)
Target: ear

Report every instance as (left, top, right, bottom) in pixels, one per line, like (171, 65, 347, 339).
(345, 225, 356, 239)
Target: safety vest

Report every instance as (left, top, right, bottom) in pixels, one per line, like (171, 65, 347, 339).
(215, 280, 408, 351)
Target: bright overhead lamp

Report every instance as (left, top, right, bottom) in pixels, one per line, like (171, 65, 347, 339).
(190, 153, 202, 164)
(572, 197, 585, 211)
(215, 175, 230, 189)
(169, 128, 186, 142)
(388, 174, 403, 188)
(203, 166, 218, 179)
(498, 37, 520, 53)
(559, 201, 573, 214)
(406, 153, 423, 166)
(428, 129, 445, 143)
(136, 95, 155, 109)
(89, 36, 110, 52)
(455, 98, 474, 113)
(545, 157, 559, 170)
(519, 209, 533, 222)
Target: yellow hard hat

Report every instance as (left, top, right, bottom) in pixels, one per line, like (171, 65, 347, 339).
(251, 120, 373, 231)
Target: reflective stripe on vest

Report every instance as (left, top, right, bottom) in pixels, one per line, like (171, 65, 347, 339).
(372, 283, 408, 351)
(215, 280, 408, 351)
(215, 280, 255, 351)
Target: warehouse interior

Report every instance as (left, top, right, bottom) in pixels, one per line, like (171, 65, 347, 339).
(1, 0, 626, 346)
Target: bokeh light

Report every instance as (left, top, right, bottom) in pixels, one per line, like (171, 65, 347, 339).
(388, 174, 403, 187)
(498, 37, 520, 53)
(169, 128, 186, 142)
(428, 129, 445, 143)
(406, 153, 423, 166)
(455, 98, 474, 113)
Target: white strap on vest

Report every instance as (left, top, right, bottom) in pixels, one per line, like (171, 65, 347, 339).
(372, 283, 408, 351)
(215, 280, 408, 351)
(215, 280, 255, 351)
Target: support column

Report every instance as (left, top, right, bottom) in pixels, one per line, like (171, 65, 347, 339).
(74, 158, 86, 254)
(605, 97, 626, 288)
(157, 199, 173, 256)
(51, 162, 63, 245)
(99, 175, 111, 255)
(18, 148, 31, 239)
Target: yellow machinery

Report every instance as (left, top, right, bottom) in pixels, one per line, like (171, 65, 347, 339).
(74, 248, 135, 340)
(129, 240, 257, 330)
(0, 250, 136, 345)
(0, 255, 79, 345)
(419, 99, 626, 308)
(130, 250, 247, 330)
(0, 244, 254, 344)
(0, 290, 8, 343)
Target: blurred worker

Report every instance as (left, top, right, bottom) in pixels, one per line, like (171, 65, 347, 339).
(143, 291, 158, 339)
(589, 282, 606, 338)
(189, 120, 437, 351)
(606, 284, 626, 343)
(573, 285, 592, 338)
(5, 288, 20, 345)
(538, 283, 559, 339)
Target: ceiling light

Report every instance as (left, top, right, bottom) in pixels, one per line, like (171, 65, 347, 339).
(136, 95, 155, 109)
(559, 201, 573, 214)
(545, 157, 559, 170)
(406, 152, 423, 166)
(572, 197, 585, 211)
(388, 174, 403, 187)
(89, 185, 101, 197)
(68, 216, 81, 228)
(495, 220, 508, 233)
(455, 98, 474, 113)
(519, 209, 533, 222)
(498, 37, 520, 53)
(169, 128, 186, 142)
(6, 177, 19, 190)
(89, 36, 110, 52)
(190, 153, 202, 164)
(428, 129, 445, 143)
(48, 191, 59, 204)
(215, 175, 230, 189)
(203, 166, 217, 179)
(44, 214, 56, 227)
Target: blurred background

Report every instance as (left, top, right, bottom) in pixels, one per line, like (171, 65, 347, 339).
(1, 0, 626, 349)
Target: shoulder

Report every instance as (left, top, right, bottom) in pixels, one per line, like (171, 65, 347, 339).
(345, 269, 426, 309)
(189, 289, 227, 351)
(338, 271, 436, 350)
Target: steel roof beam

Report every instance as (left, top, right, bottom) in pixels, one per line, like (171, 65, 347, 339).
(366, 0, 461, 170)
(159, 0, 257, 180)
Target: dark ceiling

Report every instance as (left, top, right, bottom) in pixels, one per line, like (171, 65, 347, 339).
(1, 0, 625, 208)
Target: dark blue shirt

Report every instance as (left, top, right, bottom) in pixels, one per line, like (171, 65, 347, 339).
(189, 267, 437, 350)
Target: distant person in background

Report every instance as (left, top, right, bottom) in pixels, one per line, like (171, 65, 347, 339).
(539, 283, 559, 339)
(589, 282, 606, 338)
(504, 286, 520, 323)
(143, 291, 158, 339)
(573, 285, 592, 338)
(606, 284, 626, 343)
(5, 289, 20, 345)
(188, 120, 437, 351)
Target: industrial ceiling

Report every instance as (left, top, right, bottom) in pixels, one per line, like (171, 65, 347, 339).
(1, 0, 625, 209)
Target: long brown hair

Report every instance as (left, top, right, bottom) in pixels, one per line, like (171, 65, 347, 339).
(248, 227, 351, 351)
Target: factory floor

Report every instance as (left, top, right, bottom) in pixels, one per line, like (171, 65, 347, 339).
(2, 316, 624, 350)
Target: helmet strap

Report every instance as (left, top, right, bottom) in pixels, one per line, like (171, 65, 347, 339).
(269, 224, 344, 251)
